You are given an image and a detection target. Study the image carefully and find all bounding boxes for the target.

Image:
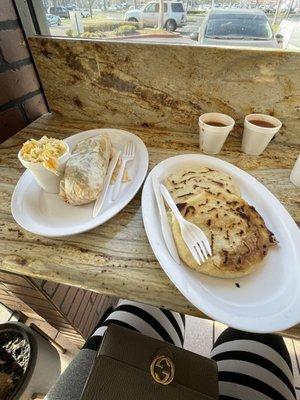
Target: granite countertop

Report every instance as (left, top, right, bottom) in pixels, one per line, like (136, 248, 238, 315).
(0, 114, 299, 337)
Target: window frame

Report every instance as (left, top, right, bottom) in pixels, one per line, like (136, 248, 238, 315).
(14, 0, 50, 37)
(144, 3, 157, 13)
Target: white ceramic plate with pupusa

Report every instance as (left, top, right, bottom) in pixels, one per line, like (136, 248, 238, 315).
(142, 154, 300, 333)
(12, 129, 148, 237)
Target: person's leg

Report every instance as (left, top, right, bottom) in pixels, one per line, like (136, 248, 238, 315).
(84, 299, 185, 351)
(46, 300, 185, 400)
(211, 327, 296, 400)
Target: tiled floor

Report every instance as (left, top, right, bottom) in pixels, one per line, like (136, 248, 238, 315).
(184, 316, 300, 399)
(23, 318, 79, 373)
(184, 315, 214, 359)
(0, 303, 19, 322)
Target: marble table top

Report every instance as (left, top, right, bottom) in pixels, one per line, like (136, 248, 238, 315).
(0, 114, 299, 337)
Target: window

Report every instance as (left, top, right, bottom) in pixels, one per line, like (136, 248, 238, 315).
(144, 3, 157, 13)
(205, 12, 273, 40)
(144, 3, 166, 13)
(172, 3, 184, 12)
(17, 0, 300, 51)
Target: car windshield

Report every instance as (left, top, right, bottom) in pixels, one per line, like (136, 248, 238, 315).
(205, 12, 273, 40)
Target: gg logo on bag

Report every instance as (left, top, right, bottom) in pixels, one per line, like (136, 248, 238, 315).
(150, 355, 175, 385)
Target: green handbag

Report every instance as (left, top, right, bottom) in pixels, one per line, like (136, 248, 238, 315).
(81, 324, 219, 400)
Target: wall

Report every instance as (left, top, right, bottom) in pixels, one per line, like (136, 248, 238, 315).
(0, 0, 48, 143)
(28, 36, 300, 145)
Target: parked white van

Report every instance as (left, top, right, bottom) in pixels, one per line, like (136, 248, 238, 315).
(124, 1, 187, 31)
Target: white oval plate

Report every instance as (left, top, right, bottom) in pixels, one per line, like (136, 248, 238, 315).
(12, 129, 148, 237)
(142, 154, 300, 333)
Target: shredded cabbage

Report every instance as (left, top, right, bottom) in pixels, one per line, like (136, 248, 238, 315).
(20, 136, 67, 174)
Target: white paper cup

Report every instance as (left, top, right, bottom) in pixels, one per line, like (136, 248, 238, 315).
(242, 114, 282, 156)
(199, 113, 235, 155)
(18, 144, 70, 194)
(290, 154, 300, 187)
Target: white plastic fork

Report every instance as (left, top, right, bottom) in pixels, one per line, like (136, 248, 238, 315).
(160, 184, 212, 265)
(112, 141, 136, 201)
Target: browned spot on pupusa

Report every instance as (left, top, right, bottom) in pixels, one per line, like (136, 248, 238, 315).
(223, 250, 229, 263)
(182, 171, 196, 177)
(176, 203, 187, 211)
(211, 180, 224, 187)
(178, 192, 193, 198)
(184, 206, 196, 217)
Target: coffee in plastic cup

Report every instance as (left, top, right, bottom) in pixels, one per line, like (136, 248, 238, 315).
(242, 114, 282, 156)
(199, 113, 235, 155)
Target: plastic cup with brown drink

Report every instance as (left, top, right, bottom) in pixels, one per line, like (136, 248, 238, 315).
(199, 113, 235, 155)
(242, 114, 282, 156)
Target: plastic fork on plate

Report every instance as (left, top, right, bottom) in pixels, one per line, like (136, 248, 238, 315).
(152, 174, 181, 264)
(112, 141, 136, 201)
(93, 150, 121, 218)
(160, 184, 212, 265)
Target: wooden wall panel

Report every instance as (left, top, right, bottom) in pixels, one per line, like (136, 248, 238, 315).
(0, 271, 118, 347)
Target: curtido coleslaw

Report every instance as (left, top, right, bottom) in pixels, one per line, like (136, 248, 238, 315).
(20, 136, 67, 174)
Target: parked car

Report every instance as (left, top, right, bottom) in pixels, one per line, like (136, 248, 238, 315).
(47, 6, 69, 18)
(79, 9, 91, 17)
(190, 9, 283, 48)
(65, 4, 91, 17)
(124, 1, 187, 31)
(66, 4, 77, 10)
(46, 13, 61, 26)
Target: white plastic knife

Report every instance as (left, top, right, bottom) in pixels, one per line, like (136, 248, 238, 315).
(152, 174, 180, 264)
(93, 150, 121, 218)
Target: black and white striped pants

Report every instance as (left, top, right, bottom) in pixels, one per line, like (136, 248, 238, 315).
(46, 300, 296, 400)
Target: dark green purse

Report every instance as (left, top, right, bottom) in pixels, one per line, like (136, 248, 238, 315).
(81, 324, 218, 400)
